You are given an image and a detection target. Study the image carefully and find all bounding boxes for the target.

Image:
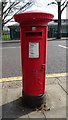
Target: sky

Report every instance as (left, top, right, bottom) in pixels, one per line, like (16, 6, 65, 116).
(1, 0, 67, 26)
(29, 0, 67, 19)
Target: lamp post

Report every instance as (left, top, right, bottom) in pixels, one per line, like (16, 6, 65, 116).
(55, 0, 62, 39)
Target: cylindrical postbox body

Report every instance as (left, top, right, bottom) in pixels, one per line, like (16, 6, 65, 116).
(14, 11, 54, 107)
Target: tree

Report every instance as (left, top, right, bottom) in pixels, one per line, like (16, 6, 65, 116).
(48, 0, 68, 39)
(1, 0, 34, 30)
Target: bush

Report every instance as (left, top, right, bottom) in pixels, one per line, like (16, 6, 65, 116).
(2, 35, 10, 40)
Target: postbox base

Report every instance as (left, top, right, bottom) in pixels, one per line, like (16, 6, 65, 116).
(22, 91, 45, 108)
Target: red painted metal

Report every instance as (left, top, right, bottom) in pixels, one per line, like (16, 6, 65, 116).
(14, 11, 54, 26)
(14, 11, 54, 96)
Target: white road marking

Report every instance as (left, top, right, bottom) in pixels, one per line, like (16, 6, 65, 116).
(58, 45, 68, 49)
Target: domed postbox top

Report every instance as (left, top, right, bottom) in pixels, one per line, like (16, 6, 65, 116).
(14, 11, 54, 26)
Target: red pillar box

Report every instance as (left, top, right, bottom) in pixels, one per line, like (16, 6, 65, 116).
(14, 11, 54, 107)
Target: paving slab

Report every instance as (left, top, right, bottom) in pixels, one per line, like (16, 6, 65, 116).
(46, 77, 59, 85)
(2, 88, 8, 104)
(45, 84, 66, 118)
(43, 106, 66, 118)
(7, 87, 22, 103)
(1, 77, 67, 119)
(2, 96, 31, 119)
(2, 86, 33, 119)
(18, 114, 30, 119)
(46, 84, 66, 109)
(57, 77, 68, 94)
(59, 82, 67, 93)
(2, 81, 22, 88)
(28, 111, 45, 118)
(57, 76, 66, 83)
(0, 82, 2, 88)
(0, 88, 2, 120)
(0, 89, 2, 106)
(66, 101, 68, 120)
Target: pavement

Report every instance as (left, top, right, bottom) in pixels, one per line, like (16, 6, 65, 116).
(0, 37, 68, 44)
(0, 75, 68, 119)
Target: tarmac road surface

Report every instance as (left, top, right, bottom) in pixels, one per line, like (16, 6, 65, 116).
(1, 39, 67, 78)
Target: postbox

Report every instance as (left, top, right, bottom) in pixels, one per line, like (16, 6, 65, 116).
(14, 11, 54, 107)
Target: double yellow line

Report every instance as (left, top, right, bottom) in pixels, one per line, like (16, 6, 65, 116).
(0, 73, 68, 83)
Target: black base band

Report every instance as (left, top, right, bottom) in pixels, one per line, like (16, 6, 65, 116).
(22, 91, 46, 108)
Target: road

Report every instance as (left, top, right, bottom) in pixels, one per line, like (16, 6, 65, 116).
(1, 40, 68, 78)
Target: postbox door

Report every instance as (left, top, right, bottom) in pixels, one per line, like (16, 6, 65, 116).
(21, 27, 48, 96)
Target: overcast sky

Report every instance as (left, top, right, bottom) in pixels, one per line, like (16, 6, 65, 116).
(29, 0, 67, 19)
(1, 0, 67, 26)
